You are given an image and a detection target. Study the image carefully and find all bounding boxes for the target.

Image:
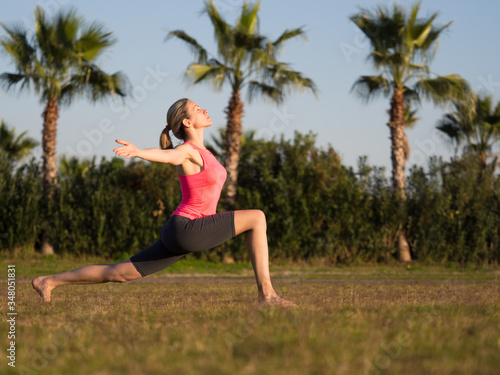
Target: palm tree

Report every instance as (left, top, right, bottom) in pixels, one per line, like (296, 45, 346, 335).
(437, 94, 500, 169)
(167, 0, 316, 205)
(59, 155, 93, 179)
(0, 6, 127, 254)
(0, 119, 39, 161)
(350, 1, 472, 261)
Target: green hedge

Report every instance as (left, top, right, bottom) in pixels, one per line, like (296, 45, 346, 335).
(50, 157, 180, 257)
(0, 157, 42, 250)
(1, 132, 499, 264)
(406, 156, 500, 264)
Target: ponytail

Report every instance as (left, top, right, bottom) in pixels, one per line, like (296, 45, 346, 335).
(160, 98, 189, 149)
(159, 126, 173, 149)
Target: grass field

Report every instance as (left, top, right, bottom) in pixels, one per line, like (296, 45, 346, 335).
(1, 255, 499, 375)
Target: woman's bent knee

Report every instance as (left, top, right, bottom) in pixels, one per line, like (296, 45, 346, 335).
(109, 261, 142, 282)
(254, 210, 267, 230)
(234, 209, 267, 235)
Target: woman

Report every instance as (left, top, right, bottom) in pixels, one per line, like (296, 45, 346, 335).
(32, 98, 295, 307)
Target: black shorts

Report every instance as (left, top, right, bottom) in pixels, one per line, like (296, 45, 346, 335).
(130, 212, 235, 277)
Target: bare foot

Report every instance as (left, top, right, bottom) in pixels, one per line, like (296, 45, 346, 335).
(259, 295, 297, 308)
(32, 276, 53, 303)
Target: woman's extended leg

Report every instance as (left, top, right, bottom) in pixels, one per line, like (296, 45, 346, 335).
(32, 259, 142, 303)
(234, 210, 296, 307)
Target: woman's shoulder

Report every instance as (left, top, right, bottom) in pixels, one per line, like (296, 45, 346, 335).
(174, 142, 196, 153)
(175, 142, 204, 168)
(178, 141, 210, 153)
(174, 142, 190, 149)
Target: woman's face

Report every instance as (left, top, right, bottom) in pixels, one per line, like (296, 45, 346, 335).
(184, 100, 212, 129)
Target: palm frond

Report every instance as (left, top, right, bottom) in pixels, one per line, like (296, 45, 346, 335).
(414, 16, 437, 48)
(493, 101, 500, 118)
(408, 63, 430, 75)
(476, 94, 500, 138)
(0, 119, 39, 160)
(418, 21, 452, 60)
(273, 28, 306, 47)
(248, 47, 273, 69)
(0, 72, 30, 91)
(351, 75, 391, 102)
(237, 1, 260, 35)
(415, 74, 473, 107)
(406, 2, 439, 51)
(232, 30, 265, 50)
(404, 106, 420, 129)
(0, 23, 36, 68)
(260, 62, 317, 98)
(34, 6, 56, 61)
(247, 80, 283, 103)
(185, 62, 229, 91)
(350, 5, 404, 53)
(75, 22, 116, 62)
(271, 27, 306, 57)
(204, 0, 232, 58)
(166, 30, 208, 63)
(436, 115, 463, 151)
(60, 66, 127, 106)
(403, 87, 420, 106)
(54, 7, 80, 49)
(407, 1, 421, 30)
(436, 115, 462, 139)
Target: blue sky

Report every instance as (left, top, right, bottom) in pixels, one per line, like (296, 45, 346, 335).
(1, 0, 499, 172)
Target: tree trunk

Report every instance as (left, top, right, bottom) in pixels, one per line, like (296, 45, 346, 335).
(479, 151, 487, 170)
(40, 98, 59, 255)
(388, 88, 412, 262)
(389, 89, 407, 199)
(224, 89, 244, 207)
(397, 230, 411, 262)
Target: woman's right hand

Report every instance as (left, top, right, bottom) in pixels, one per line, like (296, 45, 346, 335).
(113, 139, 140, 159)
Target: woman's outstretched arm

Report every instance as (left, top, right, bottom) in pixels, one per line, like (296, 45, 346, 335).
(113, 139, 189, 165)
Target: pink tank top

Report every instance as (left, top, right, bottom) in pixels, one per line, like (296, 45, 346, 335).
(172, 142, 227, 219)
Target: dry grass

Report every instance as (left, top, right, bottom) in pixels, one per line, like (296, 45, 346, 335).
(2, 274, 499, 375)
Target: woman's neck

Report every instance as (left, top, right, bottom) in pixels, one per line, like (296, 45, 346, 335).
(185, 129, 205, 149)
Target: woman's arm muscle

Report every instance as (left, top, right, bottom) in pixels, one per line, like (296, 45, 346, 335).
(136, 147, 189, 165)
(113, 140, 192, 166)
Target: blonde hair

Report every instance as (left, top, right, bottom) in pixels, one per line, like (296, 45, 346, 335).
(160, 98, 190, 149)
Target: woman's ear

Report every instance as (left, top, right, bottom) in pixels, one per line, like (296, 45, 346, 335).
(182, 118, 191, 128)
